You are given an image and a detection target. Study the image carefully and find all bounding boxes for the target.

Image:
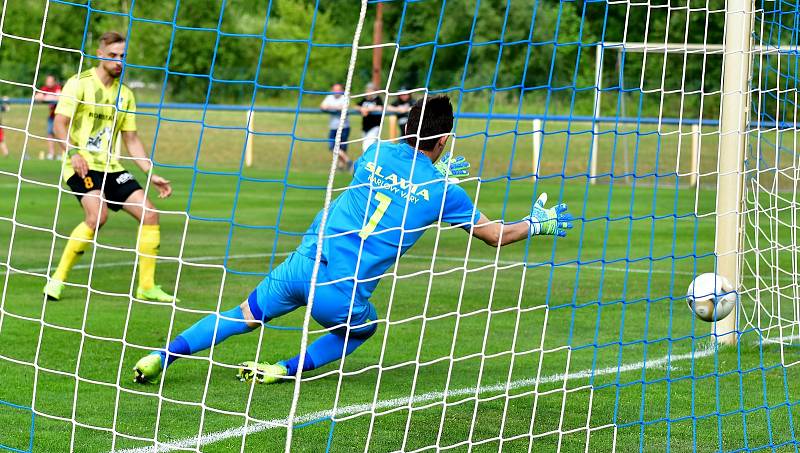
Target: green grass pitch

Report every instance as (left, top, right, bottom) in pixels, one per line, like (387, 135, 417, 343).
(0, 105, 798, 452)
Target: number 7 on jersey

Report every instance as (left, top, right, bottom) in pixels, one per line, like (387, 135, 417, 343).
(359, 192, 392, 239)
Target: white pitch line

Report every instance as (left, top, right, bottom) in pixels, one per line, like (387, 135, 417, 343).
(0, 251, 695, 277)
(112, 346, 715, 453)
(757, 333, 800, 345)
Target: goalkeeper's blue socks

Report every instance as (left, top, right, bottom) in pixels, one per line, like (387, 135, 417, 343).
(280, 333, 368, 376)
(156, 306, 254, 367)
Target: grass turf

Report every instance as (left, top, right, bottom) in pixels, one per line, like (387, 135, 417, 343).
(0, 105, 798, 452)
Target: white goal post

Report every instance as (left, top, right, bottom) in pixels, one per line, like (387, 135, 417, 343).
(715, 0, 753, 345)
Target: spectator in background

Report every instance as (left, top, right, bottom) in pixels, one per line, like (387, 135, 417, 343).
(357, 82, 384, 151)
(0, 97, 9, 157)
(388, 88, 414, 137)
(35, 75, 62, 160)
(320, 83, 352, 171)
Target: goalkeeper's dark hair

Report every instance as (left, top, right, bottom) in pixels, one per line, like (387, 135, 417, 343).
(404, 95, 453, 151)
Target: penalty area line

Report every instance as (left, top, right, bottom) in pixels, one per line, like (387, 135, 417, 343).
(112, 346, 715, 453)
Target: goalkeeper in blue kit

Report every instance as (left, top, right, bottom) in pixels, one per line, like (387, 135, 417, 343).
(133, 95, 573, 384)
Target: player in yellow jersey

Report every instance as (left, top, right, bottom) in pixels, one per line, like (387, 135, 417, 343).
(43, 31, 178, 303)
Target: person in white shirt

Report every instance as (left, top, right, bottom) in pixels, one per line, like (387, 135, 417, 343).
(320, 83, 351, 171)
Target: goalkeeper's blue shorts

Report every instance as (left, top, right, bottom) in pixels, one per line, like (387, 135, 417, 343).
(247, 252, 377, 339)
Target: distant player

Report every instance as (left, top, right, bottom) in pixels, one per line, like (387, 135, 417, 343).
(0, 96, 9, 158)
(35, 75, 62, 160)
(320, 83, 351, 171)
(43, 31, 177, 303)
(133, 95, 573, 384)
(358, 82, 384, 151)
(388, 88, 414, 136)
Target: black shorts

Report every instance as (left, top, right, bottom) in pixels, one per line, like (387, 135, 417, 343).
(328, 127, 350, 151)
(66, 170, 142, 211)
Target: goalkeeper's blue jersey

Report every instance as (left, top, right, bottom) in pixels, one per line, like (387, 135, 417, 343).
(295, 141, 481, 300)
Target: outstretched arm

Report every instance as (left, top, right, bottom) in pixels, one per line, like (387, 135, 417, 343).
(470, 214, 531, 247)
(439, 156, 572, 247)
(468, 193, 574, 247)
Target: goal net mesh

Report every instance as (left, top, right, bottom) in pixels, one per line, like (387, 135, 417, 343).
(740, 0, 800, 349)
(0, 1, 798, 452)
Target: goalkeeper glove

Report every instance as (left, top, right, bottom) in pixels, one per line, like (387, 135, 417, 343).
(434, 153, 470, 181)
(525, 193, 574, 237)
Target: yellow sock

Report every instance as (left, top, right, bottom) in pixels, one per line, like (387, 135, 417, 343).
(53, 222, 95, 282)
(137, 224, 160, 291)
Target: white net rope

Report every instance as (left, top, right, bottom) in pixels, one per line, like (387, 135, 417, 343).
(2, 1, 800, 452)
(740, 1, 800, 349)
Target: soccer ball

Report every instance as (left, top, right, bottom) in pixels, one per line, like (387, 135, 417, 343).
(686, 273, 737, 322)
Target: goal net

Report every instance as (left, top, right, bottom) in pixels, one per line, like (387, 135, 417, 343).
(0, 1, 798, 452)
(740, 1, 800, 348)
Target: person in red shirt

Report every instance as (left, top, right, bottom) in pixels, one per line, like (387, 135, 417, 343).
(0, 96, 9, 158)
(35, 75, 62, 160)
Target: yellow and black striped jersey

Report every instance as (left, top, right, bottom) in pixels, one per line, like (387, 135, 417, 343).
(55, 68, 137, 180)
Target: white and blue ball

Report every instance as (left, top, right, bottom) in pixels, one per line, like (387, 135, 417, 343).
(686, 273, 737, 322)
